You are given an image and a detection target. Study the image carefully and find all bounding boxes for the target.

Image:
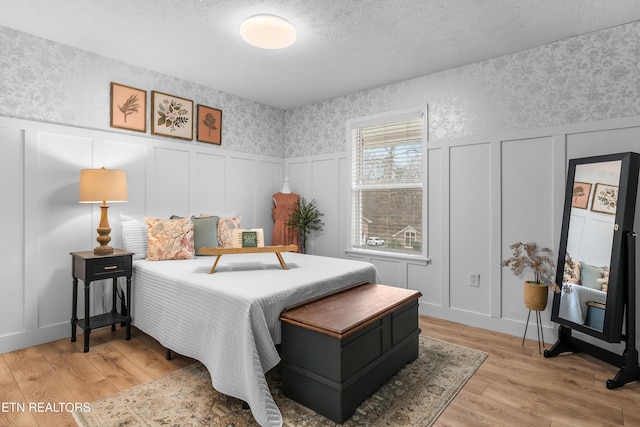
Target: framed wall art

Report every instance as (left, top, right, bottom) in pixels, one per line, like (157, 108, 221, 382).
(196, 104, 222, 145)
(591, 183, 618, 215)
(571, 181, 592, 209)
(110, 82, 147, 133)
(151, 91, 193, 140)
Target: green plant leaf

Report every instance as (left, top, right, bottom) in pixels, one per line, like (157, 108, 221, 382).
(285, 197, 325, 253)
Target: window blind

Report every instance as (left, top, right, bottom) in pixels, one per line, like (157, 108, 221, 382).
(351, 117, 423, 253)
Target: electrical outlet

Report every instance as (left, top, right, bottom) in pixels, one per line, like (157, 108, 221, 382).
(469, 273, 480, 287)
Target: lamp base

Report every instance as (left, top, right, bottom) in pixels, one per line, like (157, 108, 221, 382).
(93, 204, 113, 255)
(93, 245, 114, 255)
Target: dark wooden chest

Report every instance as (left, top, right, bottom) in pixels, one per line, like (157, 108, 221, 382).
(279, 283, 422, 423)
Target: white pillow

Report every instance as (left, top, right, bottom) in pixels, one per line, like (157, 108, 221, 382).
(120, 214, 148, 260)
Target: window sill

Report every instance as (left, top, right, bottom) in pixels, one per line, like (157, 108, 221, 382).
(344, 248, 430, 265)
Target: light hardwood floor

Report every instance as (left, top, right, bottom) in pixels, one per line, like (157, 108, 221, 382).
(1, 316, 639, 426)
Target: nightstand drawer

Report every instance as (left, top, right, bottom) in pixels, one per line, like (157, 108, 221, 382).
(87, 257, 128, 279)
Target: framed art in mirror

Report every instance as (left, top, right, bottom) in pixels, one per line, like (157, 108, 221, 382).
(590, 183, 619, 215)
(571, 181, 591, 209)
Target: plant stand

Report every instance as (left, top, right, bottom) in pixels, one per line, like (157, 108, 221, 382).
(523, 309, 545, 354)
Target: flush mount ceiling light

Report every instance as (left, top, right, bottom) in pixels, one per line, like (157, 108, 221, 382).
(240, 15, 296, 49)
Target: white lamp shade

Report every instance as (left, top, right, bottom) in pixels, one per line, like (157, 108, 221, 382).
(79, 168, 128, 203)
(240, 15, 296, 49)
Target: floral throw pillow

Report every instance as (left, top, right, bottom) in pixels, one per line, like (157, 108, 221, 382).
(146, 216, 195, 260)
(218, 217, 242, 248)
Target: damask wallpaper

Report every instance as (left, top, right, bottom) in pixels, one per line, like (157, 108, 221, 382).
(2, 21, 640, 160)
(284, 21, 640, 157)
(0, 26, 286, 157)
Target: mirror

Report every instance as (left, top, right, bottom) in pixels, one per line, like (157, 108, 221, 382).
(551, 152, 640, 343)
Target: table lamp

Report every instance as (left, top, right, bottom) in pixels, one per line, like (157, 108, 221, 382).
(79, 167, 128, 255)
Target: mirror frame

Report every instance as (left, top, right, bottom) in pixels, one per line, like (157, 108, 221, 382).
(551, 152, 640, 343)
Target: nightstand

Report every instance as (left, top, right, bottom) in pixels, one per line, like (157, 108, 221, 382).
(70, 249, 133, 352)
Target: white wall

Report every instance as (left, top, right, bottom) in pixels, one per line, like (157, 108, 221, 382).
(0, 116, 283, 353)
(287, 115, 640, 352)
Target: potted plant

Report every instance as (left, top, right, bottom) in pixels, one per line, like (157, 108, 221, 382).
(286, 197, 324, 254)
(502, 242, 556, 311)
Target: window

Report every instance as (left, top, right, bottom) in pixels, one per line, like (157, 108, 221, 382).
(349, 109, 425, 255)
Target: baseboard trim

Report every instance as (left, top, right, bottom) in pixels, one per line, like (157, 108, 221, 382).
(0, 322, 69, 354)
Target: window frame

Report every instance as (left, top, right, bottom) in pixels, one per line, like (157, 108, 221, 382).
(345, 106, 429, 262)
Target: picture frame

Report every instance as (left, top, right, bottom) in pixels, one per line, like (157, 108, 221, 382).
(571, 181, 592, 209)
(110, 82, 147, 133)
(242, 231, 258, 248)
(196, 104, 222, 145)
(151, 91, 193, 140)
(591, 183, 618, 215)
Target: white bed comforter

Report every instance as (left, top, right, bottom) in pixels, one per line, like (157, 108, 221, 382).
(131, 252, 378, 426)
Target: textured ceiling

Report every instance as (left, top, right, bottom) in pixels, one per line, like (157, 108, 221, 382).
(2, 0, 640, 110)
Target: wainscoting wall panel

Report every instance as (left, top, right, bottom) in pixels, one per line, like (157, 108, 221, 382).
(258, 160, 285, 245)
(370, 257, 404, 288)
(500, 136, 556, 323)
(407, 263, 430, 298)
(0, 128, 25, 337)
(286, 154, 341, 256)
(422, 147, 442, 307)
(228, 157, 259, 228)
(152, 147, 191, 217)
(35, 132, 94, 329)
(98, 138, 149, 221)
(310, 158, 341, 256)
(0, 116, 283, 353)
(338, 157, 350, 255)
(286, 159, 313, 199)
(191, 152, 227, 217)
(449, 142, 492, 316)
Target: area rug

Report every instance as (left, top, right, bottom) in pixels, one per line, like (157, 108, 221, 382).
(74, 336, 487, 426)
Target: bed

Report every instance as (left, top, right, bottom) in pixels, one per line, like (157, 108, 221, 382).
(558, 282, 607, 326)
(130, 251, 378, 426)
(559, 256, 608, 327)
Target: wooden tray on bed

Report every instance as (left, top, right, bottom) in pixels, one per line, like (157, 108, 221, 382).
(199, 245, 298, 274)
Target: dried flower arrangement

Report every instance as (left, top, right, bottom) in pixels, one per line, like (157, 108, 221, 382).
(502, 242, 556, 285)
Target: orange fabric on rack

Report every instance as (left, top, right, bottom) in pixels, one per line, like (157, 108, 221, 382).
(272, 192, 301, 252)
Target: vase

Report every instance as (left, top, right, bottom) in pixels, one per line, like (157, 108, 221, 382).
(524, 281, 549, 311)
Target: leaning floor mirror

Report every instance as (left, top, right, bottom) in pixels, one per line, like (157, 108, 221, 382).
(545, 151, 640, 388)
